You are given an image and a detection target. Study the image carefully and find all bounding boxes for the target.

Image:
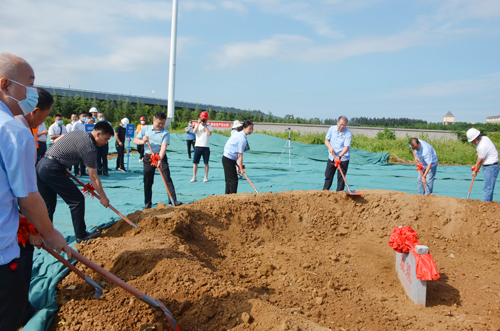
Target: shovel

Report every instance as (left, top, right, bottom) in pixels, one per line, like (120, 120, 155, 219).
(68, 247, 180, 331)
(466, 166, 479, 199)
(146, 141, 177, 206)
(41, 243, 103, 299)
(335, 160, 362, 196)
(237, 164, 259, 193)
(66, 170, 138, 228)
(412, 150, 430, 195)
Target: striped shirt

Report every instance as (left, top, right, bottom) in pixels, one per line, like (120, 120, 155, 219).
(45, 130, 97, 169)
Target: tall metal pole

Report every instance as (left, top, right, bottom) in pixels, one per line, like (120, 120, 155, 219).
(167, 0, 179, 128)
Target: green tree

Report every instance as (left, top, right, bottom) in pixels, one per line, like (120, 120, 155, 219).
(208, 107, 216, 120)
(181, 106, 192, 122)
(192, 105, 201, 119)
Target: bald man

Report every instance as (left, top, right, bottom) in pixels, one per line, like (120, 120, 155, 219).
(0, 53, 69, 330)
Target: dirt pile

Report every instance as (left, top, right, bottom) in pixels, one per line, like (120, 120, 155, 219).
(49, 190, 500, 331)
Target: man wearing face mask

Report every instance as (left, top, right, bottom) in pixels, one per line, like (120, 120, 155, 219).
(48, 113, 67, 143)
(0, 53, 69, 331)
(136, 116, 147, 162)
(96, 112, 110, 176)
(36, 121, 114, 242)
(71, 112, 88, 177)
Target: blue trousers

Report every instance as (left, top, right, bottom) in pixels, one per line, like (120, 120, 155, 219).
(482, 164, 499, 202)
(417, 165, 437, 195)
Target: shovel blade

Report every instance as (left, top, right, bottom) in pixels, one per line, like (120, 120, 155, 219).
(345, 190, 362, 196)
(139, 295, 180, 331)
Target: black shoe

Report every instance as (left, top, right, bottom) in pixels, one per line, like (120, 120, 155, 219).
(75, 174, 81, 178)
(97, 171, 102, 175)
(143, 203, 152, 210)
(81, 172, 88, 176)
(172, 201, 183, 206)
(76, 231, 101, 243)
(118, 168, 127, 173)
(103, 172, 109, 177)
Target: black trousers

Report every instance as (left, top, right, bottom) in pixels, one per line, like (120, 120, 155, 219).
(36, 157, 88, 238)
(323, 159, 349, 191)
(143, 154, 177, 206)
(222, 156, 238, 194)
(36, 141, 47, 164)
(74, 161, 86, 176)
(186, 139, 195, 158)
(96, 143, 109, 174)
(19, 243, 35, 326)
(0, 258, 28, 331)
(116, 144, 125, 170)
(137, 144, 145, 159)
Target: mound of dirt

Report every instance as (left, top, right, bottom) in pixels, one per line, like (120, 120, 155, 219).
(49, 190, 500, 331)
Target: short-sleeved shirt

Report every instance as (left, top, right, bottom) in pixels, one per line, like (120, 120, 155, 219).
(0, 101, 38, 265)
(48, 122, 67, 136)
(325, 125, 352, 161)
(72, 121, 86, 132)
(477, 136, 499, 166)
(115, 125, 126, 144)
(223, 130, 248, 160)
(45, 130, 97, 169)
(66, 122, 74, 132)
(137, 125, 170, 155)
(412, 140, 438, 167)
(185, 126, 195, 140)
(194, 124, 213, 147)
(38, 122, 48, 142)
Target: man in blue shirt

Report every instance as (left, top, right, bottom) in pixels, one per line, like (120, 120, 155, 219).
(184, 121, 196, 159)
(323, 116, 352, 192)
(410, 138, 438, 195)
(0, 53, 69, 330)
(134, 112, 182, 209)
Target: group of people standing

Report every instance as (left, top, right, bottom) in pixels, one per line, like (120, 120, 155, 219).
(322, 116, 499, 202)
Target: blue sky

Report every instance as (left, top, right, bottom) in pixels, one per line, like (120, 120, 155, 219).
(2, 0, 499, 123)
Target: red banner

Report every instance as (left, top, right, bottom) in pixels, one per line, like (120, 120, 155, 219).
(207, 121, 231, 128)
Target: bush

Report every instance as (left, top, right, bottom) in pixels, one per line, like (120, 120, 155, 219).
(376, 128, 396, 140)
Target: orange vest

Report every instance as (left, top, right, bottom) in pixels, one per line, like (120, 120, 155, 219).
(30, 127, 39, 148)
(136, 124, 147, 134)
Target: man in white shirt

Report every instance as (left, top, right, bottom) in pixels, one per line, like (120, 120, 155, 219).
(71, 112, 88, 176)
(468, 128, 499, 201)
(48, 113, 67, 143)
(191, 111, 213, 183)
(65, 113, 78, 132)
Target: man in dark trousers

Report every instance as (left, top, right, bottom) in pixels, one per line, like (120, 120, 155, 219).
(134, 112, 182, 209)
(115, 118, 128, 172)
(96, 111, 110, 176)
(36, 121, 114, 242)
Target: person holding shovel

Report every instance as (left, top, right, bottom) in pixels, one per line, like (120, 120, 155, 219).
(134, 111, 182, 209)
(409, 138, 438, 195)
(323, 116, 352, 192)
(467, 128, 499, 201)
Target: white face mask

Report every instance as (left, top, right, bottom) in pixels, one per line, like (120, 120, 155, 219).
(8, 80, 39, 116)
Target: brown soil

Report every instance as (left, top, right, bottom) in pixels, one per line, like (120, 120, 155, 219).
(49, 190, 500, 331)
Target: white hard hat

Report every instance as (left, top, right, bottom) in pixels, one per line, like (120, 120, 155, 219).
(467, 128, 480, 142)
(121, 118, 129, 125)
(232, 120, 242, 129)
(89, 107, 98, 113)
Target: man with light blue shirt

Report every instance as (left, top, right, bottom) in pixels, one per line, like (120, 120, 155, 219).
(410, 138, 438, 195)
(184, 121, 196, 159)
(134, 112, 182, 209)
(323, 116, 352, 192)
(0, 53, 69, 330)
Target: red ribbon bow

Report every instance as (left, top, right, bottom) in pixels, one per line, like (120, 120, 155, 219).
(149, 153, 161, 167)
(334, 159, 341, 168)
(471, 166, 479, 172)
(81, 183, 95, 198)
(416, 163, 425, 172)
(17, 216, 40, 247)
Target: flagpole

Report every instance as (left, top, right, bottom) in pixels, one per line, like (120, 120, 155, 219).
(167, 0, 179, 128)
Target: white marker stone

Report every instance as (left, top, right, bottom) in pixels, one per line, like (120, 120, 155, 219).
(395, 247, 428, 306)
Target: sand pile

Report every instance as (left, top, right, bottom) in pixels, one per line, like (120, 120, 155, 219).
(49, 190, 500, 331)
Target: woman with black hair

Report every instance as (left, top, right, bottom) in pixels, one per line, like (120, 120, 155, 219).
(222, 120, 253, 194)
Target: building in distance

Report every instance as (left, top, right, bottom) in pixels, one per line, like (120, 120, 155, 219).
(486, 115, 500, 124)
(443, 111, 455, 125)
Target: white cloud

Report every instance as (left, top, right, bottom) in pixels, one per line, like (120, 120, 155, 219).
(220, 1, 248, 13)
(181, 1, 217, 11)
(381, 73, 500, 98)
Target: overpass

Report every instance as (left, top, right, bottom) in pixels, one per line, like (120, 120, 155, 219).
(37, 85, 242, 113)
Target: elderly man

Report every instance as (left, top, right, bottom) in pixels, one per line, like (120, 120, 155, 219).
(323, 116, 352, 192)
(467, 128, 499, 202)
(134, 112, 182, 209)
(0, 53, 69, 331)
(409, 138, 438, 195)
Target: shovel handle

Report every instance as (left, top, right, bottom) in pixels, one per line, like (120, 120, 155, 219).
(69, 247, 145, 298)
(237, 165, 259, 193)
(336, 163, 353, 194)
(466, 176, 475, 199)
(146, 141, 176, 205)
(66, 170, 138, 228)
(42, 243, 86, 280)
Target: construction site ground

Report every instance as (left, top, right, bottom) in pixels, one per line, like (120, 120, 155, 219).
(48, 190, 500, 331)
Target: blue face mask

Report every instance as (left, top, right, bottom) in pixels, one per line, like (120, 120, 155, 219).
(57, 120, 63, 125)
(98, 117, 105, 122)
(140, 121, 145, 125)
(8, 79, 39, 116)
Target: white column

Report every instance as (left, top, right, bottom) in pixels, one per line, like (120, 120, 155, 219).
(167, 0, 179, 128)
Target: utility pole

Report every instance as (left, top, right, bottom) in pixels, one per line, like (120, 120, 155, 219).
(167, 0, 179, 128)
